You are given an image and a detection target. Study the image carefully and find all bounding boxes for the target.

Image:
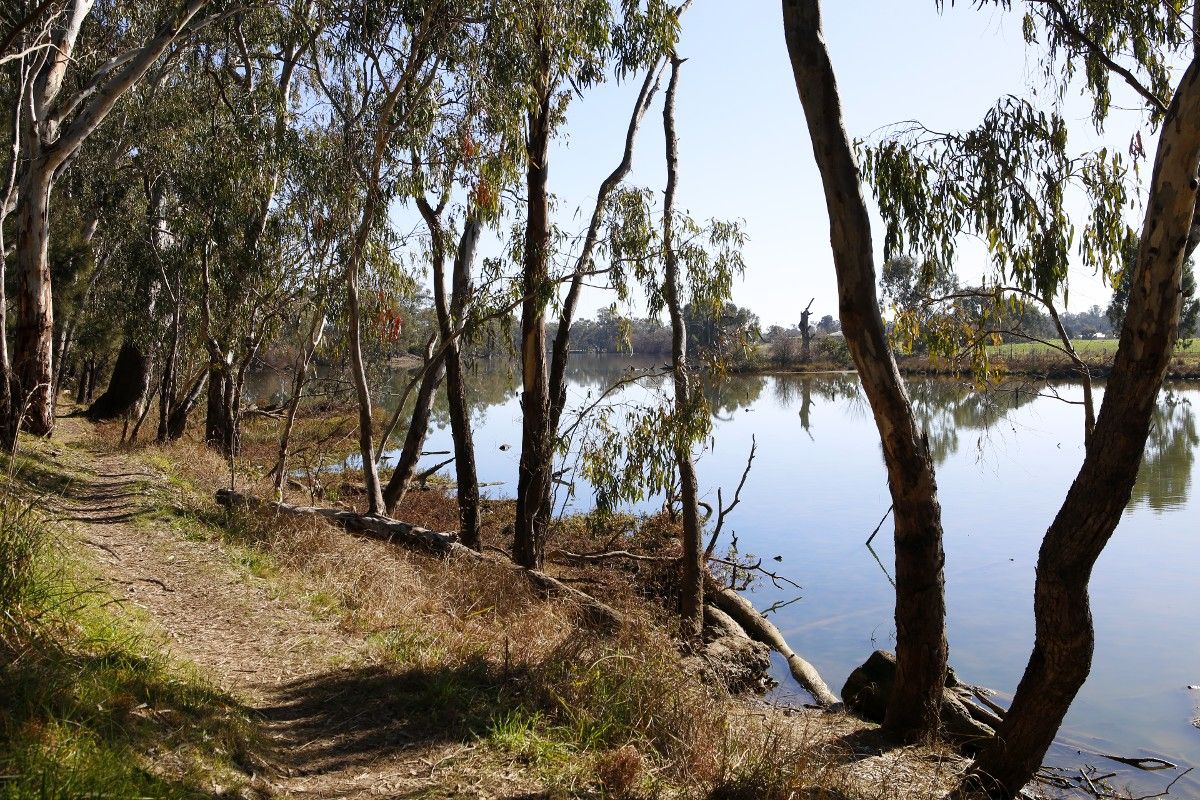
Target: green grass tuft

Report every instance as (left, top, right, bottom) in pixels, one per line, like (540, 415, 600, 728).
(1, 483, 259, 799)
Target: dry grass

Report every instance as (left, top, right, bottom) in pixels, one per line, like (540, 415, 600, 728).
(83, 411, 978, 800)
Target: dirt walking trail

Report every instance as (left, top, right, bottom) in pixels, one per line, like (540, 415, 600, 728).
(41, 420, 543, 799)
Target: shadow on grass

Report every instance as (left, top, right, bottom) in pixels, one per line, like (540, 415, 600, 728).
(828, 727, 904, 764)
(0, 628, 261, 799)
(257, 659, 533, 779)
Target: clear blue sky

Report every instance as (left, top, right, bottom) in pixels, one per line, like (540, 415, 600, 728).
(532, 0, 1160, 329)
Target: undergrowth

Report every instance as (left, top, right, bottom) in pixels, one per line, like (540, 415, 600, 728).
(79, 417, 971, 800)
(0, 456, 259, 800)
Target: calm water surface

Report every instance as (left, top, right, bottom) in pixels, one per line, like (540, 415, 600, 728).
(269, 356, 1200, 794)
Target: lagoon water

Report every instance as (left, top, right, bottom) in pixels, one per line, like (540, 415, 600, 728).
(264, 355, 1199, 794)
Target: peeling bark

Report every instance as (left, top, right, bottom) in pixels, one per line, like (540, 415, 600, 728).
(782, 0, 948, 742)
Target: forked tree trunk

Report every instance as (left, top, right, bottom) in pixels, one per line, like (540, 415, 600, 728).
(540, 61, 668, 554)
(782, 0, 948, 742)
(166, 367, 207, 441)
(346, 252, 386, 514)
(959, 57, 1200, 800)
(546, 61, 666, 436)
(661, 56, 703, 638)
(443, 218, 483, 550)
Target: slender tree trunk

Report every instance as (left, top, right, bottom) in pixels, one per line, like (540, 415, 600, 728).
(783, 0, 948, 742)
(346, 256, 386, 514)
(960, 57, 1200, 800)
(382, 335, 446, 512)
(52, 219, 101, 400)
(514, 72, 554, 570)
(74, 359, 90, 405)
(661, 56, 703, 638)
(157, 266, 183, 443)
(546, 62, 666, 435)
(167, 367, 207, 441)
(272, 312, 325, 497)
(444, 218, 483, 550)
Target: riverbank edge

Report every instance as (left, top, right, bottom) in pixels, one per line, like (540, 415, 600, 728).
(0, 410, 980, 800)
(739, 357, 1200, 381)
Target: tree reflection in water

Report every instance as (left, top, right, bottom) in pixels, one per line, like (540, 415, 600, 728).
(1131, 389, 1196, 513)
(366, 360, 1195, 516)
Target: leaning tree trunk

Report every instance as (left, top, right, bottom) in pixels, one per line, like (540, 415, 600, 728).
(661, 56, 704, 639)
(443, 218, 483, 550)
(514, 74, 555, 570)
(382, 336, 446, 512)
(959, 57, 1200, 800)
(783, 0, 948, 743)
(166, 366, 207, 441)
(272, 311, 325, 496)
(346, 242, 386, 514)
(157, 269, 183, 442)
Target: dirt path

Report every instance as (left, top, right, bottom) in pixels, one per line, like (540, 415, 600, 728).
(42, 421, 542, 799)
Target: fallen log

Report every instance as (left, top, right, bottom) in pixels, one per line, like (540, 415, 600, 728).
(214, 489, 623, 630)
(705, 576, 840, 708)
(548, 548, 680, 564)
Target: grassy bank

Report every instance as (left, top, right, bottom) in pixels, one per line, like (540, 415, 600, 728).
(749, 338, 1200, 380)
(0, 410, 975, 799)
(0, 443, 260, 799)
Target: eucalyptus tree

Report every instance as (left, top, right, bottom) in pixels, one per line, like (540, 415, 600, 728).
(5, 0, 219, 439)
(374, 12, 518, 534)
(659, 54, 702, 635)
(950, 4, 1200, 795)
(482, 0, 680, 568)
(269, 152, 342, 494)
(573, 174, 745, 626)
(782, 1, 950, 744)
(182, 2, 320, 456)
(310, 0, 478, 515)
(785, 0, 1200, 793)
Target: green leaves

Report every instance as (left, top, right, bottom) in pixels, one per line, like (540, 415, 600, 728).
(859, 95, 1130, 303)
